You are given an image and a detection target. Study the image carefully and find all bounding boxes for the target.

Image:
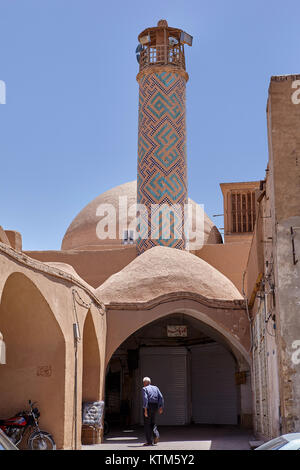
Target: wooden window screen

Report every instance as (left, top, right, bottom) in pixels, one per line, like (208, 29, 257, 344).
(230, 191, 256, 233)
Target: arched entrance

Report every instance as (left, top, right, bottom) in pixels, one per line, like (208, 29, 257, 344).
(81, 309, 102, 445)
(105, 311, 252, 429)
(0, 273, 65, 447)
(82, 310, 101, 402)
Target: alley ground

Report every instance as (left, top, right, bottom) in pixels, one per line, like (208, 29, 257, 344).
(82, 424, 255, 450)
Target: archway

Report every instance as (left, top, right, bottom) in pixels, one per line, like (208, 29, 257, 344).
(81, 309, 102, 444)
(105, 311, 252, 430)
(82, 310, 101, 402)
(0, 273, 66, 448)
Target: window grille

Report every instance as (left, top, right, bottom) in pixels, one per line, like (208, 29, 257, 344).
(139, 44, 185, 71)
(230, 191, 256, 233)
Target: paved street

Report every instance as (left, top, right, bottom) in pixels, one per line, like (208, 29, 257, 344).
(82, 425, 254, 451)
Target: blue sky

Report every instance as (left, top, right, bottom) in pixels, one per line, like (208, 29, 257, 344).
(0, 0, 299, 250)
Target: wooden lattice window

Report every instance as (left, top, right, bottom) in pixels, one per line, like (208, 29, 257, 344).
(230, 191, 256, 233)
(139, 44, 185, 70)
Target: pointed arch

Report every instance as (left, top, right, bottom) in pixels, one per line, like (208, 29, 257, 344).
(0, 272, 66, 448)
(105, 296, 250, 368)
(82, 309, 101, 402)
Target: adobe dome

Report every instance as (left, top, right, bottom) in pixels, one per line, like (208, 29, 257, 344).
(62, 181, 222, 251)
(96, 246, 243, 304)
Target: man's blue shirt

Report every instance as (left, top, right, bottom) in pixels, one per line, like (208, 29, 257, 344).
(142, 384, 164, 409)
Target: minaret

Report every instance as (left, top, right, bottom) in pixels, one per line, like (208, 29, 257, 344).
(136, 19, 192, 254)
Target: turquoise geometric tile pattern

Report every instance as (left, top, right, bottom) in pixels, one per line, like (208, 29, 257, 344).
(137, 70, 188, 254)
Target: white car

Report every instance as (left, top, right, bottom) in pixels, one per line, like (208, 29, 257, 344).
(0, 429, 18, 450)
(255, 433, 300, 450)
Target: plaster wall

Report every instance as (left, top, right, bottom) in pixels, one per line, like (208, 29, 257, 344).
(267, 75, 300, 434)
(193, 242, 251, 294)
(0, 227, 10, 247)
(25, 246, 137, 289)
(27, 241, 251, 295)
(5, 231, 22, 251)
(0, 244, 106, 449)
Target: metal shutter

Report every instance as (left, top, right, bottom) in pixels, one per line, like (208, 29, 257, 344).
(191, 343, 238, 425)
(139, 347, 188, 425)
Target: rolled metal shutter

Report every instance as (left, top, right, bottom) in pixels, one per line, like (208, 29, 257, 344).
(191, 343, 238, 425)
(139, 347, 188, 425)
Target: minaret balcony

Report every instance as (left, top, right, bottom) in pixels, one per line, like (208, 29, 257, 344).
(138, 44, 186, 72)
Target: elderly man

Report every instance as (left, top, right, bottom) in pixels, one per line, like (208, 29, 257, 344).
(142, 377, 164, 446)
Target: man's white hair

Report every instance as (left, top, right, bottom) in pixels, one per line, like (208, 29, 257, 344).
(143, 377, 151, 384)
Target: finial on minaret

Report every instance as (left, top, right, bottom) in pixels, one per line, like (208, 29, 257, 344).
(157, 19, 168, 27)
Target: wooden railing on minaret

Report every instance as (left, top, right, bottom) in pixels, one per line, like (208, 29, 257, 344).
(137, 19, 189, 74)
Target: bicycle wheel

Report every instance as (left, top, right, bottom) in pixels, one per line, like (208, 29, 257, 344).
(28, 431, 56, 450)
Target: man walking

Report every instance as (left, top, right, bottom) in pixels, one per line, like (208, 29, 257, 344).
(142, 377, 164, 446)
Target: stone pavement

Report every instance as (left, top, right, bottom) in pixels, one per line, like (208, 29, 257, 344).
(82, 425, 254, 451)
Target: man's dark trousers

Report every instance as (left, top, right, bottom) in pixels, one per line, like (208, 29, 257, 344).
(144, 403, 159, 444)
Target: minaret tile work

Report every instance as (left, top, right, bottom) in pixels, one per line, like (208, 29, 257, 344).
(136, 20, 192, 254)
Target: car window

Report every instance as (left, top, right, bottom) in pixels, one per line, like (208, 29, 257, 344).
(256, 436, 289, 450)
(0, 430, 18, 450)
(279, 440, 300, 451)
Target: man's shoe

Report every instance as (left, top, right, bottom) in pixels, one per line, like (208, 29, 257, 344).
(143, 443, 153, 446)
